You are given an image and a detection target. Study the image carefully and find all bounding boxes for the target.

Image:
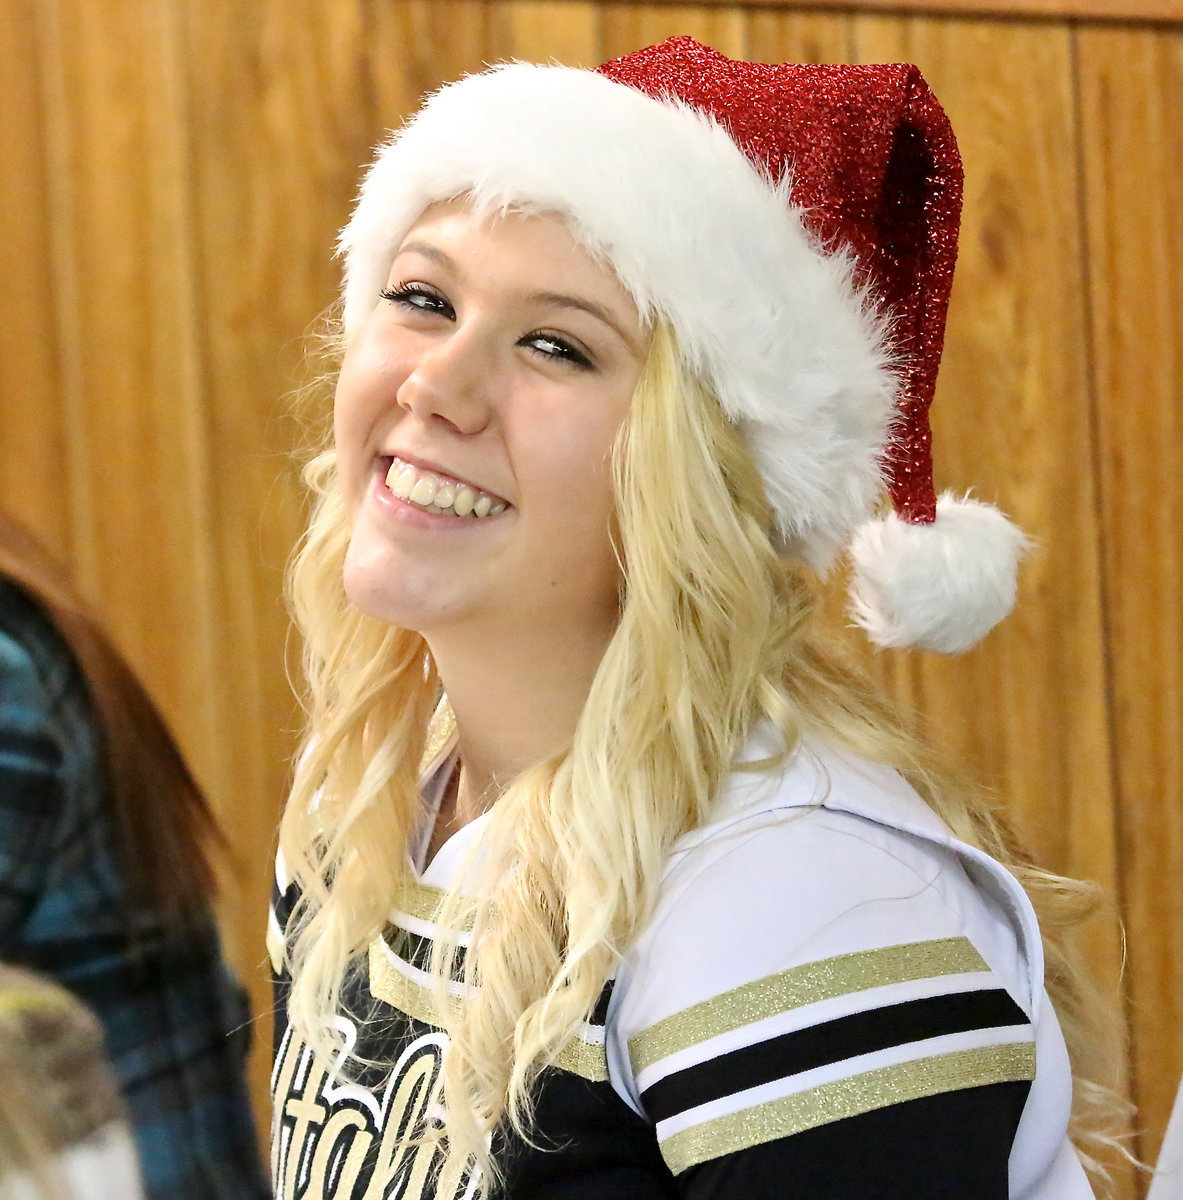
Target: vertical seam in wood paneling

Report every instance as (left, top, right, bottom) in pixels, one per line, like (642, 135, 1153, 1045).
(35, 0, 91, 590)
(163, 0, 231, 801)
(20, 0, 72, 565)
(1067, 20, 1142, 1166)
(359, 0, 380, 117)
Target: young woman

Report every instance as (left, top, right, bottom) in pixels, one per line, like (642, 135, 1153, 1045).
(0, 512, 269, 1199)
(271, 38, 1121, 1200)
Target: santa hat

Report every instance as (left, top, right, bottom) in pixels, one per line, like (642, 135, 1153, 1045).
(338, 36, 1026, 653)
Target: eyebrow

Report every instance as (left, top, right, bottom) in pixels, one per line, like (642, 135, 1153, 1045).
(395, 241, 455, 270)
(524, 290, 639, 354)
(392, 242, 640, 354)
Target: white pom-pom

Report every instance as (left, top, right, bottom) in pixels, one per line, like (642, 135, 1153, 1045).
(848, 494, 1030, 654)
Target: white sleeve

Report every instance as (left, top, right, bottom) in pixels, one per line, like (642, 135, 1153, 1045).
(606, 803, 1038, 1178)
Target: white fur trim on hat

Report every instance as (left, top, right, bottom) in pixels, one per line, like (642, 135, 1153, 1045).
(848, 494, 1029, 653)
(338, 62, 896, 571)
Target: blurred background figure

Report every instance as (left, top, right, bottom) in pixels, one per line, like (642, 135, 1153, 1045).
(0, 511, 269, 1199)
(0, 963, 143, 1200)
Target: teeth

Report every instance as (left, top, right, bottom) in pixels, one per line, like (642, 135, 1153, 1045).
(409, 475, 438, 506)
(386, 462, 416, 499)
(385, 458, 505, 520)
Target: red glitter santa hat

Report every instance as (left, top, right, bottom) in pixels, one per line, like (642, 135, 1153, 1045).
(339, 37, 1026, 653)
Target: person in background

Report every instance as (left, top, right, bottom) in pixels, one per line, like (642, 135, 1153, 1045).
(0, 510, 270, 1199)
(0, 963, 144, 1200)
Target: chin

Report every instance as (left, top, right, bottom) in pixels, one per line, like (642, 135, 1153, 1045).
(341, 542, 437, 633)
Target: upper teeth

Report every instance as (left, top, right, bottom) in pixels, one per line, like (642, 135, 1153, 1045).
(385, 458, 506, 518)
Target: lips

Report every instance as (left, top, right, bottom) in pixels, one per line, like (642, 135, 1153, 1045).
(383, 456, 509, 519)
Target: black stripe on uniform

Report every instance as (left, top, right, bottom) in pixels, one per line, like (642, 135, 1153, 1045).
(271, 881, 298, 935)
(681, 1080, 1031, 1196)
(640, 988, 1029, 1125)
(590, 980, 614, 1027)
(373, 931, 614, 1029)
(382, 924, 468, 978)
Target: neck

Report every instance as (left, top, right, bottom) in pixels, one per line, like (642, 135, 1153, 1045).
(427, 616, 615, 812)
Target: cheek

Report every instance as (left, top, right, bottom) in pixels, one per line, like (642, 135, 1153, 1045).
(333, 341, 404, 467)
(331, 379, 370, 512)
(522, 407, 625, 572)
(543, 380, 632, 487)
(536, 418, 616, 511)
(330, 376, 356, 456)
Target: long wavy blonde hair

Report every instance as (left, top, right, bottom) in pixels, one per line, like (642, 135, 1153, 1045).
(280, 317, 1127, 1190)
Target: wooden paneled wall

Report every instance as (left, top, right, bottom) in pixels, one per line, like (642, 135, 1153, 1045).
(1, 3, 1178, 1194)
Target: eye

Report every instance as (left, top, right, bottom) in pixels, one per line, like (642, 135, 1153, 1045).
(379, 282, 455, 319)
(521, 332, 594, 370)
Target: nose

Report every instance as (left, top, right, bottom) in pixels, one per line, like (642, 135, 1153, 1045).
(396, 329, 492, 436)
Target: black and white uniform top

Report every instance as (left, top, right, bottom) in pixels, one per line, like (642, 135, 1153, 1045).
(269, 726, 1095, 1200)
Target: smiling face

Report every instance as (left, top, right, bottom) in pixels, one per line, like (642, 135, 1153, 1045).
(334, 200, 646, 646)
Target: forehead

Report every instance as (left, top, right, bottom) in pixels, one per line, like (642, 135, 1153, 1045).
(394, 199, 640, 316)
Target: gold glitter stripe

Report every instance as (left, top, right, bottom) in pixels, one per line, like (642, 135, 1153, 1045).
(368, 940, 609, 1082)
(661, 1042, 1037, 1174)
(392, 877, 451, 924)
(368, 940, 458, 1029)
(554, 1033, 610, 1083)
(629, 937, 988, 1073)
(420, 696, 457, 776)
(391, 877, 486, 935)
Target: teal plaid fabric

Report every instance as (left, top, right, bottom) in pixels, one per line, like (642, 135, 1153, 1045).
(0, 578, 269, 1200)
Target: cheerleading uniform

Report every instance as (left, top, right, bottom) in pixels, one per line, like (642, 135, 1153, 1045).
(270, 730, 1093, 1200)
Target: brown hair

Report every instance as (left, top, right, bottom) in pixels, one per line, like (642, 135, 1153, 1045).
(0, 510, 221, 927)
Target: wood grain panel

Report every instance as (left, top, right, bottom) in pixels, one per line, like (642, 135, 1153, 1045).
(35, 0, 224, 788)
(0, 2, 70, 556)
(493, 0, 603, 63)
(600, 1, 747, 58)
(1079, 23, 1183, 1170)
(616, 0, 1183, 23)
(369, 0, 496, 116)
(746, 8, 855, 61)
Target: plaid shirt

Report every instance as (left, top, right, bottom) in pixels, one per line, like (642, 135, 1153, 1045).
(0, 579, 270, 1200)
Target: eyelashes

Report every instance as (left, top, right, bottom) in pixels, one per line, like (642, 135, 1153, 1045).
(378, 282, 595, 371)
(524, 333, 593, 370)
(379, 282, 451, 316)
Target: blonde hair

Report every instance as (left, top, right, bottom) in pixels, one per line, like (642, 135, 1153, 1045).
(281, 321, 1127, 1190)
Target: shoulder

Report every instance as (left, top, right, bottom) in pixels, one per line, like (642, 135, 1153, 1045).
(0, 580, 72, 679)
(0, 584, 72, 774)
(0, 584, 55, 697)
(0, 581, 90, 750)
(0, 583, 108, 816)
(625, 737, 1036, 1019)
(605, 736, 1042, 1175)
